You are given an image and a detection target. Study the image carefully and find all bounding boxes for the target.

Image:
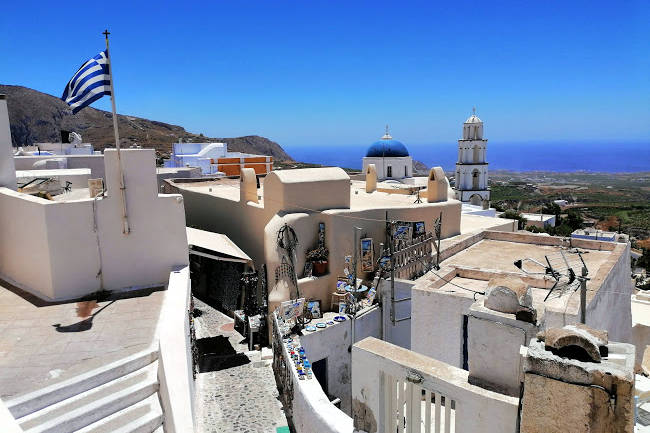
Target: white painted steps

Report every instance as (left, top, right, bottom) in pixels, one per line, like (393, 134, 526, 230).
(4, 348, 164, 433)
(74, 393, 163, 433)
(6, 349, 159, 419)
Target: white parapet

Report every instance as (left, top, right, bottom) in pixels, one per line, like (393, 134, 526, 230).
(0, 149, 189, 301)
(0, 95, 17, 190)
(351, 337, 519, 433)
(157, 266, 195, 433)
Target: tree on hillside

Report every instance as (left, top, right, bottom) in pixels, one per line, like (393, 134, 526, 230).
(566, 211, 584, 230)
(542, 202, 562, 222)
(500, 209, 527, 230)
(637, 248, 650, 272)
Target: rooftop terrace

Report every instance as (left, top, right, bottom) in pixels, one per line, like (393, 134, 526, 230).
(415, 230, 631, 339)
(0, 281, 164, 399)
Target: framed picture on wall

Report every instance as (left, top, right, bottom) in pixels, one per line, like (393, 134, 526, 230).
(306, 300, 322, 319)
(280, 298, 305, 322)
(414, 221, 426, 237)
(360, 238, 374, 272)
(393, 224, 411, 240)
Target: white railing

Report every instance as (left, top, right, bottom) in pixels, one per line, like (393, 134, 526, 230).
(352, 337, 519, 433)
(271, 313, 354, 433)
(383, 373, 455, 433)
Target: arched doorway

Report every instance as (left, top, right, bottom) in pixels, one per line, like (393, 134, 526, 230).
(470, 194, 482, 206)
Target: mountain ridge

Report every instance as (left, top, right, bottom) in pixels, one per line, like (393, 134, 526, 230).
(0, 84, 293, 161)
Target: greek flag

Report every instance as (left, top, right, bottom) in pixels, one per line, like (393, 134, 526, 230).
(61, 50, 111, 114)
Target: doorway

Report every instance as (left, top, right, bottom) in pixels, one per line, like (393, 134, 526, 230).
(462, 315, 469, 371)
(312, 358, 328, 396)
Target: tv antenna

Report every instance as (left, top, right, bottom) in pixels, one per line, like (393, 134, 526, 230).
(514, 249, 590, 322)
(413, 189, 423, 204)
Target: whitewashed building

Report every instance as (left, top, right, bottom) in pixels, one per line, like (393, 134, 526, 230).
(362, 127, 413, 181)
(455, 110, 490, 205)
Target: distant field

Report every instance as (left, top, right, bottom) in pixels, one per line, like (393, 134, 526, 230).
(489, 171, 650, 240)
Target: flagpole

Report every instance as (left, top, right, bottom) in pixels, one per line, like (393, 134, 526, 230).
(103, 29, 130, 235)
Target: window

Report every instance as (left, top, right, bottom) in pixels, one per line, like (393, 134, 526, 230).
(405, 166, 408, 177)
(387, 166, 392, 178)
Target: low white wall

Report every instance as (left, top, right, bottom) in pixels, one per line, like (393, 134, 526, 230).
(585, 243, 632, 342)
(16, 169, 91, 189)
(14, 155, 106, 180)
(157, 266, 195, 433)
(352, 337, 519, 433)
(273, 315, 353, 433)
(0, 149, 189, 301)
(0, 189, 55, 298)
(299, 307, 381, 415)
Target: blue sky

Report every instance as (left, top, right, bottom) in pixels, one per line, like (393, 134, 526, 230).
(1, 1, 648, 148)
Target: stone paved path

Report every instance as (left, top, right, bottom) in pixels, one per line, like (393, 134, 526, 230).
(193, 297, 289, 433)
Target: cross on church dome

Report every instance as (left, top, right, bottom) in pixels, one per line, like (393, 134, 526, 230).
(381, 124, 393, 140)
(365, 125, 409, 157)
(465, 107, 483, 124)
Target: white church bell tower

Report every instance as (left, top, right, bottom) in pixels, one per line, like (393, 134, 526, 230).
(454, 108, 489, 205)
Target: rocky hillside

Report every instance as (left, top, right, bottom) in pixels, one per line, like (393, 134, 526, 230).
(413, 159, 429, 175)
(1, 84, 293, 161)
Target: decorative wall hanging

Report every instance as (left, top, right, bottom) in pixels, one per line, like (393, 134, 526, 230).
(360, 238, 374, 272)
(241, 271, 260, 317)
(413, 221, 426, 237)
(277, 223, 299, 295)
(302, 261, 313, 278)
(393, 224, 412, 240)
(306, 300, 322, 319)
(277, 223, 299, 252)
(275, 256, 298, 297)
(258, 264, 268, 309)
(279, 297, 305, 323)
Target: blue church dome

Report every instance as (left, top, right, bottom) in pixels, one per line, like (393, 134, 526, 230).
(365, 138, 410, 158)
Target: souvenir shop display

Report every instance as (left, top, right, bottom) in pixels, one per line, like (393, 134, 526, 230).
(360, 238, 374, 272)
(306, 300, 322, 319)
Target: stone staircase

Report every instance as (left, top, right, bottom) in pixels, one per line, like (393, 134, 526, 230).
(4, 348, 164, 433)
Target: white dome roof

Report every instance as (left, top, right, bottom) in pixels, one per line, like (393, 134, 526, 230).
(464, 114, 482, 124)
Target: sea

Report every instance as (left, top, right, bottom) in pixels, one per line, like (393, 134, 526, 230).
(282, 140, 650, 173)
